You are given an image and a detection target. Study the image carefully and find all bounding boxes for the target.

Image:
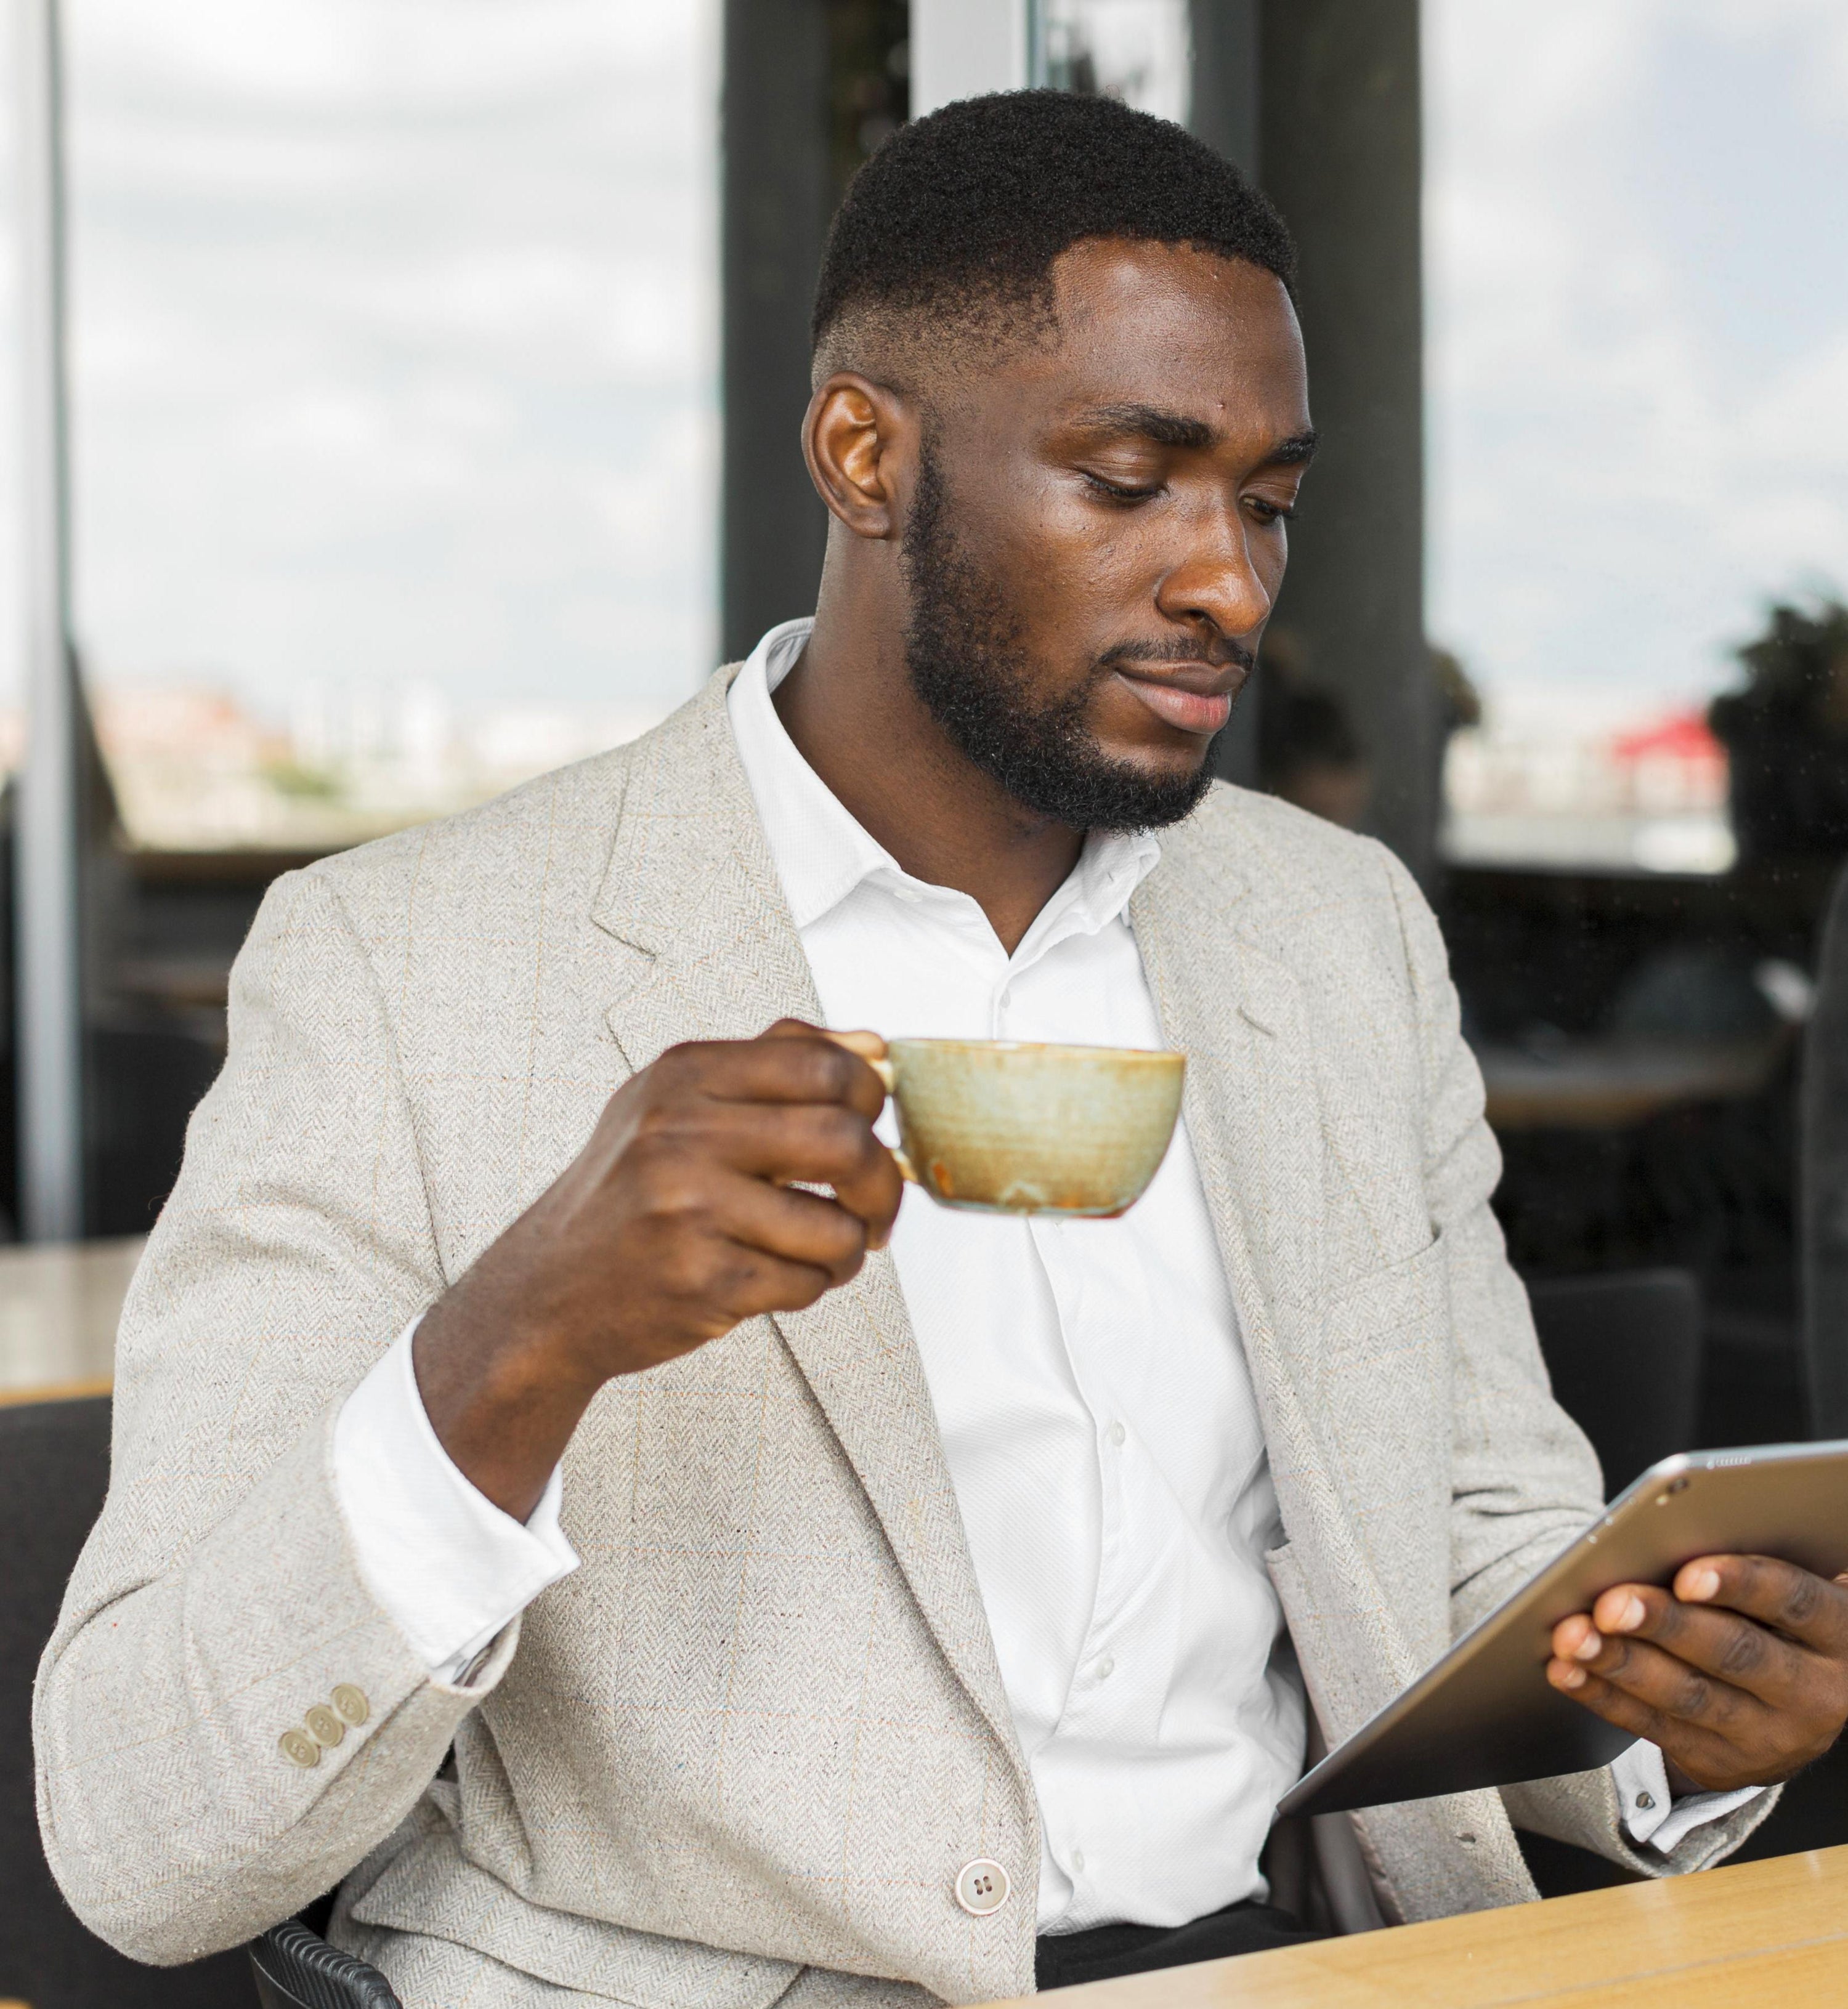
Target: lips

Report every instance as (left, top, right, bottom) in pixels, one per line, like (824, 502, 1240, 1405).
(1115, 667, 1239, 735)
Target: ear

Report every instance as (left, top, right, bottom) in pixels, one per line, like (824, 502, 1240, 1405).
(801, 371, 914, 540)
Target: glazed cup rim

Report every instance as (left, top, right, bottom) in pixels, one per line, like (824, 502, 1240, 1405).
(886, 1037, 1183, 1066)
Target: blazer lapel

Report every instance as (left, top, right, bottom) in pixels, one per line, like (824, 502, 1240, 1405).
(1130, 835, 1326, 1354)
(589, 673, 1024, 1766)
(1132, 818, 1424, 1717)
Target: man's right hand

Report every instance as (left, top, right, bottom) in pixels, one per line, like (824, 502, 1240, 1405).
(413, 1019, 902, 1519)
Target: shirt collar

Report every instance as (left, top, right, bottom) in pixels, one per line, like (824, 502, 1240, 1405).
(729, 617, 1162, 947)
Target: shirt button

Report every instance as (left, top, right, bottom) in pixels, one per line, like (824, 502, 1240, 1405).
(1636, 1791, 1656, 1811)
(1071, 1849, 1086, 1874)
(1095, 1655, 1115, 1681)
(953, 1859, 1011, 1917)
(1108, 1421, 1127, 1447)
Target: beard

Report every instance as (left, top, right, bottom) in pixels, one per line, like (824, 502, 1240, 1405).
(899, 441, 1218, 833)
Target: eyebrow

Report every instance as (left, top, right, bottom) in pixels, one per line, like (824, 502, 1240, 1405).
(1266, 429, 1320, 466)
(1074, 405, 1320, 467)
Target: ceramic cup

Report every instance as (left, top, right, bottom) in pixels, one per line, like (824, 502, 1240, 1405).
(856, 1037, 1186, 1218)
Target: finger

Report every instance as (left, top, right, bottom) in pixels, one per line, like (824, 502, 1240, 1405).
(1545, 1660, 1743, 1784)
(821, 1027, 889, 1063)
(1672, 1555, 1848, 1657)
(1550, 1611, 1600, 1663)
(1550, 1627, 1766, 1741)
(702, 1173, 873, 1290)
(675, 1102, 905, 1247)
(1584, 1581, 1812, 1710)
(697, 1239, 839, 1322)
(652, 1032, 887, 1122)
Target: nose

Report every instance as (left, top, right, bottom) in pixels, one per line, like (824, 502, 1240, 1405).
(1153, 503, 1274, 646)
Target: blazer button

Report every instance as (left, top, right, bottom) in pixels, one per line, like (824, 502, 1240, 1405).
(279, 1729, 320, 1769)
(332, 1684, 370, 1726)
(954, 1859, 1011, 1917)
(304, 1704, 345, 1748)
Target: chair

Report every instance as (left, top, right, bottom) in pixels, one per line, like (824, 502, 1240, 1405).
(1525, 1269, 1704, 1494)
(1517, 1269, 1706, 1898)
(1803, 861, 1848, 1438)
(0, 1393, 251, 2007)
(249, 1918, 399, 2009)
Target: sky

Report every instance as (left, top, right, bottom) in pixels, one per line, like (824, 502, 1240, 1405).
(1425, 0, 1848, 724)
(0, 0, 718, 721)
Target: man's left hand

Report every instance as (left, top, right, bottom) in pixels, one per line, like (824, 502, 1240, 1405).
(1547, 1556, 1848, 1792)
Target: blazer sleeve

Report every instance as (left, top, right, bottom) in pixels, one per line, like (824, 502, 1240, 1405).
(33, 863, 517, 1965)
(1378, 847, 1780, 1875)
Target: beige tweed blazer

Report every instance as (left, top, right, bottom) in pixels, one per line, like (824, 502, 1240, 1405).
(36, 668, 1771, 2007)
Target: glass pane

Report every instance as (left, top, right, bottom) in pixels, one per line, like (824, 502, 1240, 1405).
(1427, 1, 1848, 875)
(1034, 0, 1191, 127)
(61, 0, 718, 852)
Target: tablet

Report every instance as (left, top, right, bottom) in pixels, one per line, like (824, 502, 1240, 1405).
(1276, 1438, 1848, 1822)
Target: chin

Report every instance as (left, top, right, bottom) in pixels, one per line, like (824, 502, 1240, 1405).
(1098, 742, 1212, 790)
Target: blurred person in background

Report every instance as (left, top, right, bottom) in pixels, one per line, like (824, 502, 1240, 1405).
(1255, 626, 1371, 829)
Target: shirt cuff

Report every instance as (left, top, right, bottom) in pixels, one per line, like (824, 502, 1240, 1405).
(1611, 1739, 1764, 1854)
(332, 1315, 580, 1684)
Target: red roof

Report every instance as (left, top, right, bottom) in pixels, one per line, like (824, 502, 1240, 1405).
(1611, 710, 1725, 764)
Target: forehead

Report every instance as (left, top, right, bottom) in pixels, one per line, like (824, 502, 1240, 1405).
(976, 238, 1307, 426)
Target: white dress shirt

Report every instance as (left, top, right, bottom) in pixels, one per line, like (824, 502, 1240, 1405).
(332, 619, 1754, 1931)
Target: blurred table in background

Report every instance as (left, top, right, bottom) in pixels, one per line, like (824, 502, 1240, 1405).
(0, 1237, 143, 1404)
(1477, 1037, 1785, 1131)
(984, 1846, 1848, 2008)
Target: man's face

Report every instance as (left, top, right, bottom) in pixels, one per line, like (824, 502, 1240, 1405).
(901, 240, 1313, 830)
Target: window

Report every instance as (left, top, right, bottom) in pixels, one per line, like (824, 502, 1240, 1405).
(4, 0, 719, 854)
(1427, 1, 1848, 875)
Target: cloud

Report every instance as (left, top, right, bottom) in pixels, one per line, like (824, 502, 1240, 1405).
(1425, 0, 1848, 713)
(0, 0, 719, 715)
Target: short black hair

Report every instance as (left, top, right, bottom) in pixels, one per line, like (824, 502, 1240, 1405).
(811, 89, 1295, 354)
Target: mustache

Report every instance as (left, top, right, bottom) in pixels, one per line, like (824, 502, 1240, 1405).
(1099, 636, 1258, 674)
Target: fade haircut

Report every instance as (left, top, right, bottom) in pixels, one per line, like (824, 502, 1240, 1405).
(811, 89, 1295, 379)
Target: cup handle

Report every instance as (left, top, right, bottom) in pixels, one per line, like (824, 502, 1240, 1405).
(865, 1054, 917, 1184)
(825, 1035, 916, 1184)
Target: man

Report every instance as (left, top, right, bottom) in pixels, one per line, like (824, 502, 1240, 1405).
(36, 92, 1848, 2007)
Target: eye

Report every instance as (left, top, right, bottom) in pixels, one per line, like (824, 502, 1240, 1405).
(1081, 471, 1161, 504)
(1246, 496, 1298, 524)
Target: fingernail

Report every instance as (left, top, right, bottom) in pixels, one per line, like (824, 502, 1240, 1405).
(1684, 1569, 1721, 1602)
(1553, 1664, 1587, 1690)
(1615, 1595, 1645, 1633)
(1574, 1630, 1602, 1660)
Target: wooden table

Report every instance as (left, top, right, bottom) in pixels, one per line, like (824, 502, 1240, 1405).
(998, 1846, 1848, 2007)
(0, 1236, 143, 1405)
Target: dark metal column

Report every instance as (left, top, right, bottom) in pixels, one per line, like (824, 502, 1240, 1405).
(1257, 0, 1432, 879)
(1189, 0, 1263, 787)
(721, 0, 835, 662)
(1189, 0, 1259, 176)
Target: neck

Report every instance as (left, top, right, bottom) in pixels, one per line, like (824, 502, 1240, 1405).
(771, 569, 1084, 958)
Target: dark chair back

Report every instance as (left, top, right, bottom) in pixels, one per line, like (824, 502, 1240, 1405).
(1526, 1269, 1704, 1494)
(1804, 863, 1848, 1439)
(1, 1392, 252, 2008)
(251, 1918, 399, 2009)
